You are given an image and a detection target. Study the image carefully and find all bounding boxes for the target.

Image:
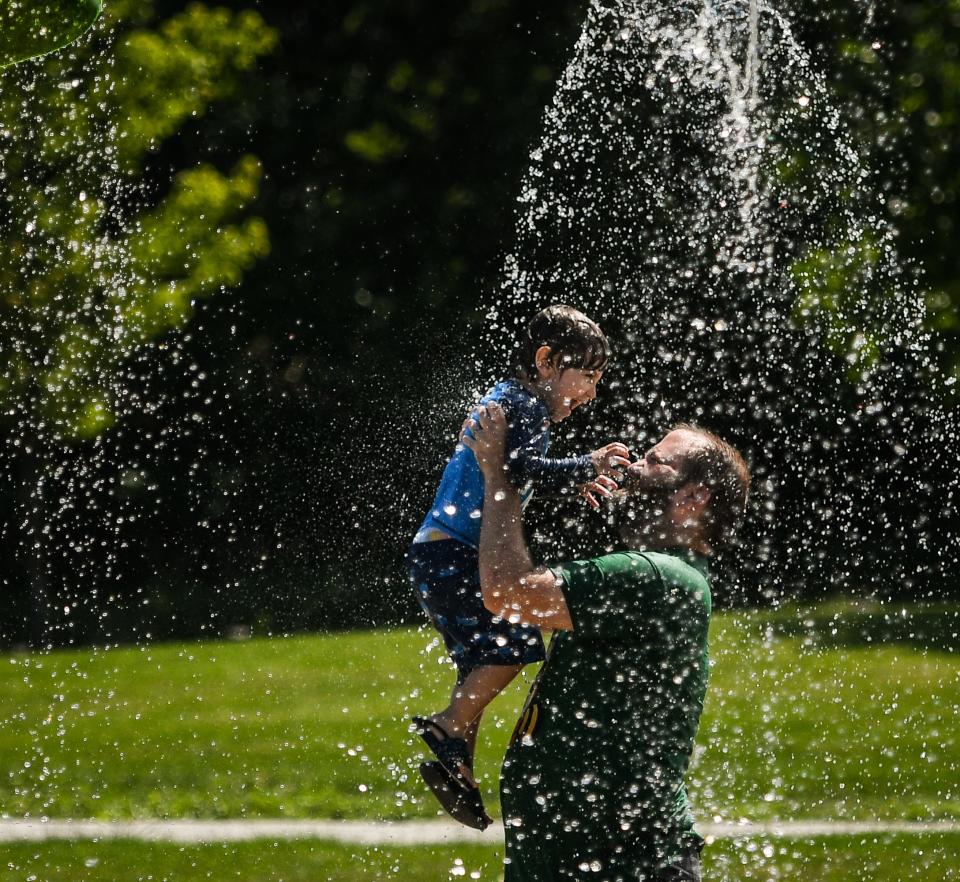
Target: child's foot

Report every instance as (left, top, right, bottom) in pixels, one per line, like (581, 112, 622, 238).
(411, 716, 476, 787)
(418, 761, 493, 831)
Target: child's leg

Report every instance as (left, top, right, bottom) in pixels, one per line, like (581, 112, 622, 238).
(430, 662, 522, 751)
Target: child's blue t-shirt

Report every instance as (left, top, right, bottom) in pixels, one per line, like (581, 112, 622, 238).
(417, 379, 596, 549)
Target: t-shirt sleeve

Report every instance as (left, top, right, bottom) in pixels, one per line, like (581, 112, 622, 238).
(503, 399, 595, 489)
(553, 553, 662, 640)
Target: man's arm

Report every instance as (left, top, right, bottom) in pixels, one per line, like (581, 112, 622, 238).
(462, 404, 573, 632)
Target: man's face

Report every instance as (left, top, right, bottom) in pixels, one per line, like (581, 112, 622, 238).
(626, 430, 700, 492)
(617, 430, 703, 530)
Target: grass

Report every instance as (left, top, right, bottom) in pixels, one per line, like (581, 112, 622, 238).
(0, 603, 957, 821)
(2, 834, 958, 881)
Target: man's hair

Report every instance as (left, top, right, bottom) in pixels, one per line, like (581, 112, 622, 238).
(514, 305, 611, 380)
(674, 423, 752, 548)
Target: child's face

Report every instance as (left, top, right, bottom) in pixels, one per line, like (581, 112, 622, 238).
(535, 351, 603, 421)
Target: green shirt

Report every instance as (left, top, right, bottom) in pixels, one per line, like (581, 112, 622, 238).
(500, 549, 712, 882)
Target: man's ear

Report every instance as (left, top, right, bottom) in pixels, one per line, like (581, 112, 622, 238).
(692, 484, 711, 510)
(676, 482, 711, 514)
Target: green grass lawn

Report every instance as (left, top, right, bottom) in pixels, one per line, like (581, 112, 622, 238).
(0, 604, 957, 822)
(2, 834, 958, 882)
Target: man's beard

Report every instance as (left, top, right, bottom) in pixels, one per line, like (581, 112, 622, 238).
(613, 481, 678, 546)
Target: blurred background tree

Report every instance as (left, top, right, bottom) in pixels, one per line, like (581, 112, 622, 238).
(0, 0, 275, 644)
(796, 0, 960, 386)
(883, 0, 960, 382)
(0, 0, 102, 68)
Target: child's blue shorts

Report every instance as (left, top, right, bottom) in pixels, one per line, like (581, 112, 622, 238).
(407, 538, 546, 680)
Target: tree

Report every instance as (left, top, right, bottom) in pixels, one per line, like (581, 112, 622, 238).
(878, 0, 960, 386)
(0, 0, 102, 68)
(0, 0, 276, 644)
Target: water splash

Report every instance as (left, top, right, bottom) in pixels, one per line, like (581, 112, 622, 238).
(485, 0, 955, 597)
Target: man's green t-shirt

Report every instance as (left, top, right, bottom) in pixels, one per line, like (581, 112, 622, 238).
(500, 549, 712, 882)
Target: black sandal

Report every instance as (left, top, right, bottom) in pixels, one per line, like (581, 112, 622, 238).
(411, 717, 493, 830)
(411, 716, 474, 786)
(419, 761, 493, 831)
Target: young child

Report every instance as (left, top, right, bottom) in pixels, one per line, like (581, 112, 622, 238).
(408, 305, 630, 828)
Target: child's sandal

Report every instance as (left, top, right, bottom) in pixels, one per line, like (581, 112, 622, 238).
(411, 716, 474, 786)
(418, 761, 493, 831)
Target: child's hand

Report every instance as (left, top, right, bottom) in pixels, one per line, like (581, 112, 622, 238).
(579, 475, 619, 510)
(591, 442, 632, 477)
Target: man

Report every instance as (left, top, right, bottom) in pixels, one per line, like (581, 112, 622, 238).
(461, 403, 751, 882)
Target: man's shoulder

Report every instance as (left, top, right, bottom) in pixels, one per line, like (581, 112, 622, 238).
(565, 549, 711, 595)
(636, 550, 712, 612)
(553, 553, 667, 635)
(637, 550, 710, 585)
(556, 551, 658, 586)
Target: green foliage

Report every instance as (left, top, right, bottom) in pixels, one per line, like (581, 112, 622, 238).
(821, 1, 960, 387)
(891, 1, 960, 382)
(114, 4, 278, 169)
(0, 0, 102, 68)
(790, 237, 884, 381)
(117, 157, 269, 349)
(0, 1, 276, 439)
(344, 121, 409, 162)
(773, 2, 960, 393)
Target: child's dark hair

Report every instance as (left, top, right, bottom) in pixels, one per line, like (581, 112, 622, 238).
(514, 305, 611, 380)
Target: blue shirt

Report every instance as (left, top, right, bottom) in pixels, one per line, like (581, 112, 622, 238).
(417, 379, 595, 549)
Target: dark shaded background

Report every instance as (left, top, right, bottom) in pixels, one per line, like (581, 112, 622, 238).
(2, 0, 958, 646)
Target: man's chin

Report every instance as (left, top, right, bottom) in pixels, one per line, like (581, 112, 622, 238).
(626, 475, 676, 496)
(614, 493, 673, 539)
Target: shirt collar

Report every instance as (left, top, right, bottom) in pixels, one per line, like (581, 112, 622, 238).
(662, 545, 711, 576)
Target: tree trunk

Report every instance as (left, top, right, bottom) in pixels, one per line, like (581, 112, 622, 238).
(15, 438, 51, 649)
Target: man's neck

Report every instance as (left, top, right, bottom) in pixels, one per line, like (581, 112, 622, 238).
(625, 524, 712, 557)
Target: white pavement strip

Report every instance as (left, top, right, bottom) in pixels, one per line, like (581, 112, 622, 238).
(0, 818, 957, 845)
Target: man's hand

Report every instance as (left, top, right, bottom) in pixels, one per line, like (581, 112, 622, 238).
(466, 402, 574, 633)
(591, 442, 632, 477)
(579, 474, 619, 510)
(461, 403, 509, 481)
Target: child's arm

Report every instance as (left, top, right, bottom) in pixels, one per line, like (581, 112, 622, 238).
(504, 406, 631, 491)
(508, 445, 596, 488)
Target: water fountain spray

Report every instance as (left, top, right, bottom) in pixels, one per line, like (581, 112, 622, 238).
(485, 0, 955, 598)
